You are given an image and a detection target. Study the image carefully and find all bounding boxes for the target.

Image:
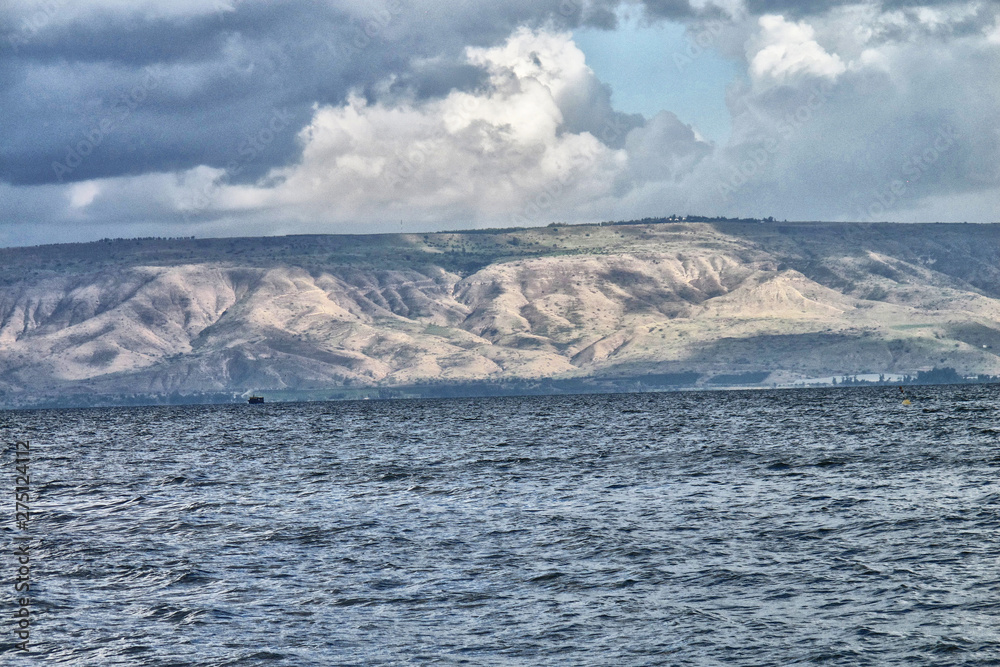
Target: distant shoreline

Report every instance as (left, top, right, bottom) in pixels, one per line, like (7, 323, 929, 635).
(4, 375, 996, 411)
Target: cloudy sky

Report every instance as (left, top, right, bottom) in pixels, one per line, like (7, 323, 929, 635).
(2, 0, 998, 246)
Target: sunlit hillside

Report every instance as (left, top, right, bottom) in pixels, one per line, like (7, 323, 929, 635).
(3, 220, 1000, 406)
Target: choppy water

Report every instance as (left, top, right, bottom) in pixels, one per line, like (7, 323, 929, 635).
(3, 385, 1000, 665)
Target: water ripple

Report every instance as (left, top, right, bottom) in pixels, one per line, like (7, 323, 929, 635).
(2, 385, 1000, 664)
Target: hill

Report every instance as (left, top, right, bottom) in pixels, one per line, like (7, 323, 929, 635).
(3, 220, 1000, 407)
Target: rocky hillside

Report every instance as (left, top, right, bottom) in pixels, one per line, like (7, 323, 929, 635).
(3, 221, 1000, 406)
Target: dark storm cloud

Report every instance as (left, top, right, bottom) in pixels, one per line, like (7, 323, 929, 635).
(636, 0, 697, 19)
(2, 0, 998, 238)
(0, 0, 810, 189)
(2, 3, 337, 185)
(1, 0, 624, 187)
(5, 11, 232, 65)
(743, 0, 987, 16)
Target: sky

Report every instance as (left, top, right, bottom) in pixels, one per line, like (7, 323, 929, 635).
(1, 0, 999, 246)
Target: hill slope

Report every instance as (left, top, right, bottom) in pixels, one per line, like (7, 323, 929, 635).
(3, 221, 1000, 406)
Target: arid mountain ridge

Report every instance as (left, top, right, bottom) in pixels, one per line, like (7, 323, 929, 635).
(3, 220, 1000, 407)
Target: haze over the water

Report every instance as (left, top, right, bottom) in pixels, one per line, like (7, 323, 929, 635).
(2, 0, 999, 246)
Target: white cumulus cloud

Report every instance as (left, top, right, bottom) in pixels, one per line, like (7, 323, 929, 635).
(750, 15, 847, 85)
(5, 2, 1000, 245)
(206, 27, 707, 228)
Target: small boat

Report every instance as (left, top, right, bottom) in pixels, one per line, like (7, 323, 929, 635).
(248, 395, 264, 404)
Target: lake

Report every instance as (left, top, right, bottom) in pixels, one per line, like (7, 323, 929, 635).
(3, 385, 1000, 665)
